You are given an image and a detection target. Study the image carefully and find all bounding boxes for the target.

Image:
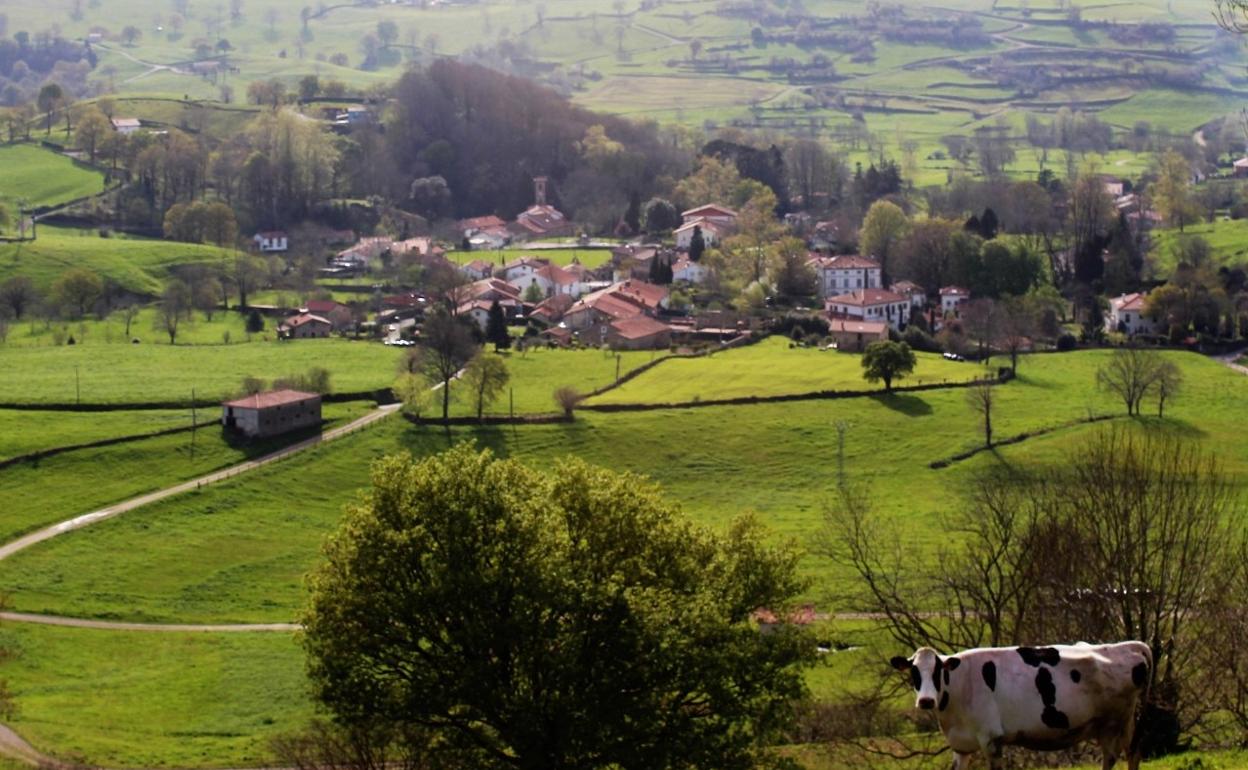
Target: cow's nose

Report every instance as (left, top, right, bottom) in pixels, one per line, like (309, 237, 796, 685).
(918, 698, 935, 710)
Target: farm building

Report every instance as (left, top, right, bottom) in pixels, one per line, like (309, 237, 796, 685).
(606, 316, 671, 350)
(828, 319, 888, 352)
(221, 390, 322, 439)
(278, 313, 332, 339)
(304, 300, 353, 331)
(110, 117, 142, 134)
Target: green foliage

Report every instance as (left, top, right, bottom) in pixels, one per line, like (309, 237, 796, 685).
(861, 340, 916, 392)
(303, 444, 814, 770)
(460, 352, 510, 420)
(486, 300, 511, 351)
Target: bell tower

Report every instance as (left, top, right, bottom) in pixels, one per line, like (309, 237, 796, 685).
(533, 176, 548, 206)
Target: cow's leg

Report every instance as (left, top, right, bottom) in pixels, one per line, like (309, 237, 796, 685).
(983, 737, 1005, 770)
(950, 751, 973, 770)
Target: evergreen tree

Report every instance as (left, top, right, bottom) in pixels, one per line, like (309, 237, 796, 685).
(979, 208, 999, 240)
(246, 309, 265, 333)
(964, 214, 981, 234)
(624, 190, 641, 235)
(689, 226, 706, 262)
(486, 299, 511, 351)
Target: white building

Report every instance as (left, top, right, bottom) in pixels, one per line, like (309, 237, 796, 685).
(672, 256, 708, 284)
(507, 263, 583, 299)
(940, 286, 971, 318)
(809, 254, 882, 297)
(253, 231, 289, 253)
(826, 288, 911, 331)
(890, 281, 926, 309)
(1107, 292, 1161, 336)
(675, 219, 728, 250)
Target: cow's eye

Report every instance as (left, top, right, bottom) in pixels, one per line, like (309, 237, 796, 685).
(910, 667, 921, 690)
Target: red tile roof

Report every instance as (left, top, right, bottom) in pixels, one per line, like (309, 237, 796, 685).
(810, 254, 880, 270)
(681, 203, 738, 219)
(280, 313, 331, 328)
(828, 319, 888, 335)
(613, 280, 668, 311)
(222, 389, 320, 409)
(305, 299, 347, 314)
(826, 289, 907, 307)
(1111, 292, 1148, 312)
(536, 263, 578, 286)
(610, 315, 670, 340)
(459, 215, 508, 231)
(940, 286, 970, 297)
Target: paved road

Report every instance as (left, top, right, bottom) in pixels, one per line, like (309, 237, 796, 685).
(0, 611, 299, 633)
(0, 404, 399, 564)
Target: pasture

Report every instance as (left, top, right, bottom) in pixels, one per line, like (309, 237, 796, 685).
(0, 145, 107, 212)
(0, 342, 1244, 766)
(444, 247, 615, 269)
(0, 227, 234, 294)
(0, 338, 400, 405)
(586, 337, 984, 405)
(3, 348, 1241, 627)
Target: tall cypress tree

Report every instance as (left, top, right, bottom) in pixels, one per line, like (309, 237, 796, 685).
(486, 300, 511, 351)
(689, 226, 706, 262)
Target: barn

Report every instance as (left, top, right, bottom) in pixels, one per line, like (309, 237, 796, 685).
(221, 390, 322, 439)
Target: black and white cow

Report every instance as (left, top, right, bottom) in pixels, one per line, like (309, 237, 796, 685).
(890, 642, 1152, 770)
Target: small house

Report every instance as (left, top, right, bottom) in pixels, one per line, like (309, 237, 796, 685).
(304, 299, 353, 331)
(222, 389, 322, 439)
(1106, 293, 1160, 336)
(940, 286, 971, 318)
(1234, 158, 1248, 179)
(110, 117, 142, 135)
(675, 219, 728, 250)
(253, 231, 288, 253)
(606, 315, 671, 350)
(827, 319, 888, 352)
(278, 313, 332, 339)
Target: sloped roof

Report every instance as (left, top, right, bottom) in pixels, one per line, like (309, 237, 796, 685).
(810, 254, 880, 270)
(828, 319, 888, 335)
(610, 315, 670, 340)
(222, 389, 320, 409)
(827, 289, 906, 307)
(681, 203, 738, 219)
(280, 313, 331, 328)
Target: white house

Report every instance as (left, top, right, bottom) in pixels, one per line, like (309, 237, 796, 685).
(672, 256, 708, 284)
(110, 117, 142, 135)
(1107, 292, 1161, 336)
(508, 263, 582, 299)
(675, 219, 728, 250)
(499, 257, 550, 285)
(826, 288, 911, 331)
(891, 281, 926, 309)
(809, 254, 881, 297)
(680, 203, 737, 228)
(459, 259, 495, 281)
(940, 286, 971, 318)
(253, 231, 288, 253)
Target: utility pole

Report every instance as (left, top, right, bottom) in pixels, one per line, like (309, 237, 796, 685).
(190, 387, 197, 459)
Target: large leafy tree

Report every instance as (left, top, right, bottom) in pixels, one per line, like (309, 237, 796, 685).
(861, 340, 916, 392)
(303, 445, 814, 770)
(859, 200, 909, 286)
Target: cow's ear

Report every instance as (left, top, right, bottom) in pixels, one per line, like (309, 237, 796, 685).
(890, 656, 912, 671)
(944, 656, 961, 671)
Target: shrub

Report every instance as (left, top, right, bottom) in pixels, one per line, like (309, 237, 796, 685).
(1056, 333, 1077, 352)
(902, 326, 940, 353)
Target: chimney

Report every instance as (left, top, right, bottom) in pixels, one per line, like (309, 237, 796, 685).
(533, 176, 548, 206)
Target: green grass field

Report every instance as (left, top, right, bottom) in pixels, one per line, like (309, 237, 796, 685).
(444, 247, 615, 269)
(0, 623, 309, 768)
(0, 408, 195, 461)
(0, 400, 371, 544)
(0, 227, 235, 294)
(1151, 218, 1248, 274)
(4, 307, 256, 348)
(0, 338, 401, 405)
(0, 145, 107, 212)
(586, 337, 984, 405)
(4, 347, 1241, 627)
(446, 346, 659, 416)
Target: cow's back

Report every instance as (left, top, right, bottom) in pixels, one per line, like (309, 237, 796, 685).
(989, 643, 1149, 745)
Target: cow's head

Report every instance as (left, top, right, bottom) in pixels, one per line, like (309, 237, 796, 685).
(891, 647, 960, 711)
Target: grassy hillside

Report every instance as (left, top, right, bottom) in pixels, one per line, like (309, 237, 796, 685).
(3, 348, 1240, 626)
(586, 337, 983, 404)
(0, 227, 234, 294)
(0, 145, 107, 212)
(0, 338, 401, 405)
(444, 247, 615, 269)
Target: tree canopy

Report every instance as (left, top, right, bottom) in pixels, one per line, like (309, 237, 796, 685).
(303, 444, 814, 770)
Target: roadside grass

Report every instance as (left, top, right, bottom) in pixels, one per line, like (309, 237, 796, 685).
(586, 336, 986, 405)
(0, 400, 373, 543)
(5, 350, 1242, 625)
(0, 622, 310, 769)
(0, 339, 401, 405)
(0, 145, 106, 211)
(0, 227, 234, 295)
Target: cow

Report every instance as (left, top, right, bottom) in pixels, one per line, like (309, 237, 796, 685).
(890, 642, 1152, 770)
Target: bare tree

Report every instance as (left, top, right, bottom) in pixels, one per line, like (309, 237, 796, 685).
(554, 386, 581, 420)
(119, 302, 141, 338)
(419, 310, 477, 422)
(1096, 346, 1161, 415)
(965, 381, 995, 448)
(1154, 360, 1182, 418)
(960, 298, 998, 362)
(155, 280, 192, 344)
(998, 297, 1033, 375)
